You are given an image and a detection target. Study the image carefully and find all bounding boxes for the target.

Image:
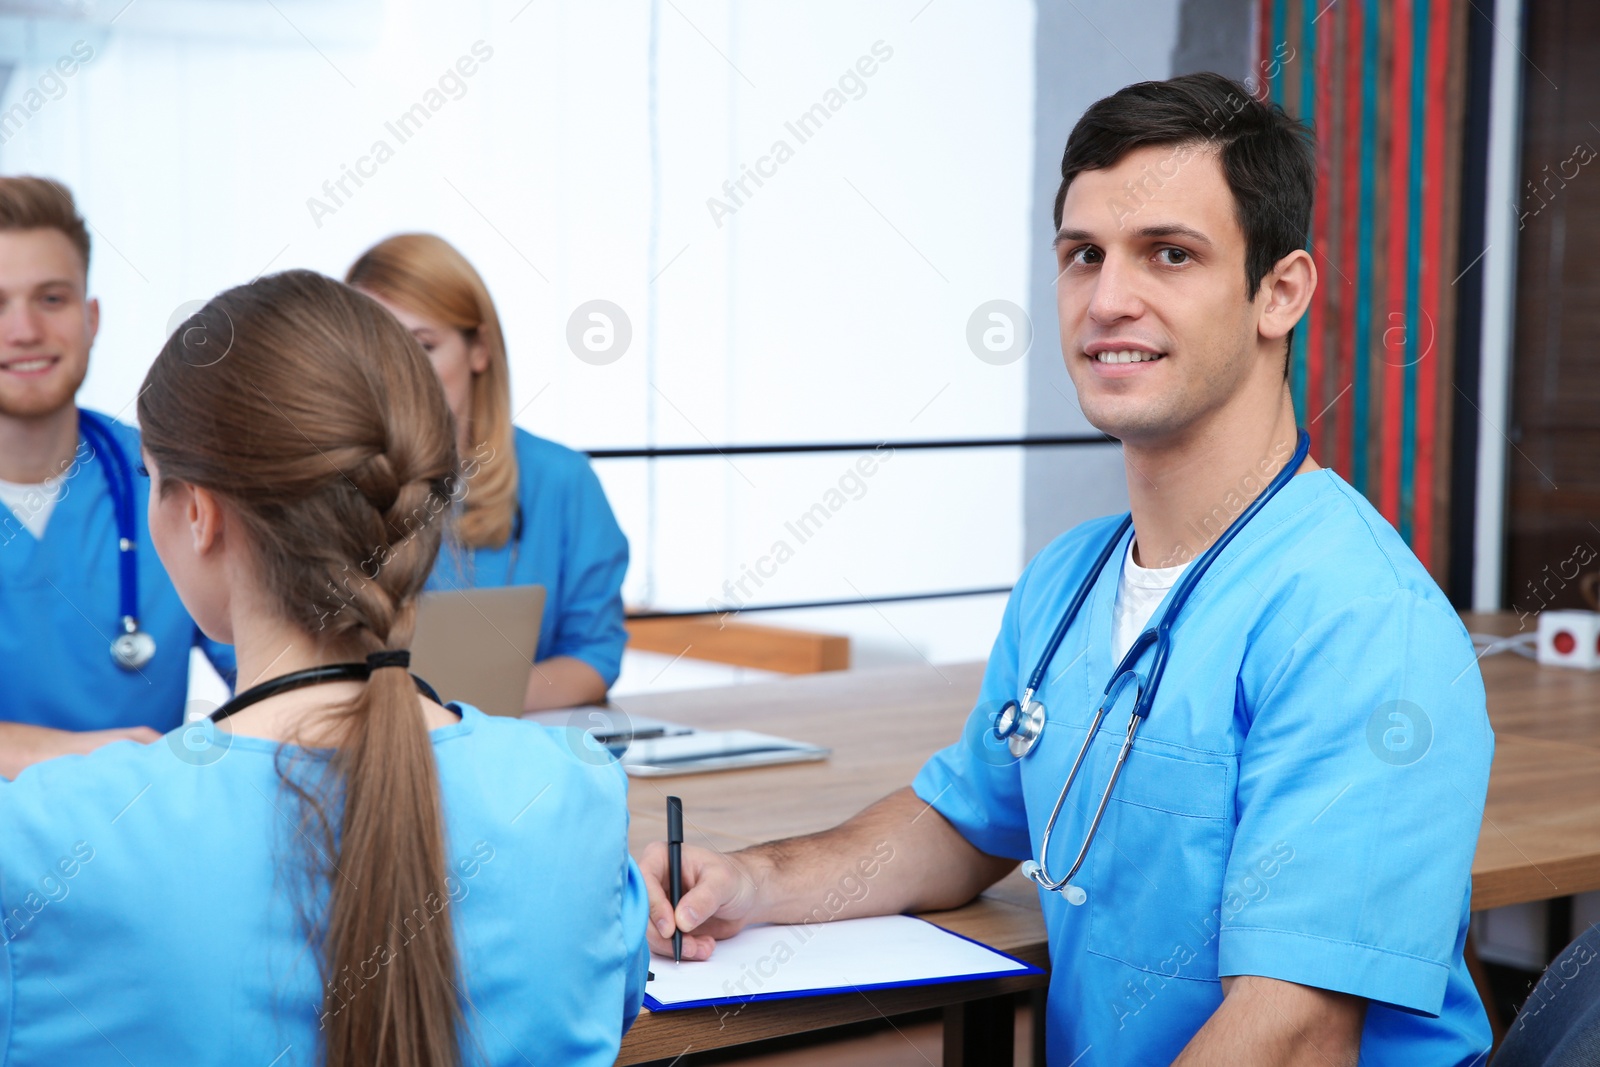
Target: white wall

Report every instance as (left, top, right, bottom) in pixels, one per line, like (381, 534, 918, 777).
(1, 0, 1037, 676)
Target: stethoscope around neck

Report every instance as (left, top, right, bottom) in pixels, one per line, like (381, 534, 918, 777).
(992, 429, 1311, 905)
(453, 503, 524, 586)
(77, 410, 156, 671)
(204, 651, 441, 723)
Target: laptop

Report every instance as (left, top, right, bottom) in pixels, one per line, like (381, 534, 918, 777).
(410, 585, 545, 717)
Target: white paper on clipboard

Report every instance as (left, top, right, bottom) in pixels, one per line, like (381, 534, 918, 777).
(644, 914, 1039, 1010)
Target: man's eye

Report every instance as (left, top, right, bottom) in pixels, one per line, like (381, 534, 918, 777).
(136, 463, 150, 477)
(1065, 246, 1101, 266)
(1158, 247, 1190, 265)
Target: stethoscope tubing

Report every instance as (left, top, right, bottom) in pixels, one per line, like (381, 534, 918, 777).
(77, 410, 142, 634)
(1016, 429, 1312, 897)
(455, 502, 523, 587)
(1023, 512, 1133, 703)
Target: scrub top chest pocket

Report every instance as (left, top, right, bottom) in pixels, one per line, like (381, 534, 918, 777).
(1084, 740, 1236, 981)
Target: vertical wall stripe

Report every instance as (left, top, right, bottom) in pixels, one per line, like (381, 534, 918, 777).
(1400, 0, 1428, 543)
(1257, 0, 1275, 99)
(1415, 0, 1452, 567)
(1381, 0, 1411, 525)
(1271, 0, 1287, 102)
(1353, 0, 1378, 495)
(1292, 0, 1315, 419)
(1307, 0, 1333, 457)
(1338, 0, 1364, 476)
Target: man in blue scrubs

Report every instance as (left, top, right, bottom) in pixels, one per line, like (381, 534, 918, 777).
(639, 74, 1494, 1065)
(0, 177, 232, 779)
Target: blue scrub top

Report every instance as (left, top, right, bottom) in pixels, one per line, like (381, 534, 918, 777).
(914, 469, 1494, 1066)
(428, 428, 629, 686)
(0, 704, 648, 1066)
(0, 411, 234, 734)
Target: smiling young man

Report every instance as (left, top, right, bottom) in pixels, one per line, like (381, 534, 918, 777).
(637, 74, 1494, 1065)
(0, 177, 233, 779)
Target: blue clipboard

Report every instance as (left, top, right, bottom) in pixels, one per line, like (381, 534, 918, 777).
(642, 914, 1044, 1013)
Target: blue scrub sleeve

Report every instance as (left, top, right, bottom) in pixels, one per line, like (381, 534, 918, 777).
(545, 465, 629, 687)
(620, 856, 649, 1032)
(198, 635, 237, 691)
(1217, 590, 1493, 1014)
(910, 556, 1035, 861)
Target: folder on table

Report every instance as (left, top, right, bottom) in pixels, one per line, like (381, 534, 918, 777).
(643, 913, 1041, 1012)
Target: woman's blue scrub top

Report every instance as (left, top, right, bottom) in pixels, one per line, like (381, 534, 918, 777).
(428, 429, 628, 686)
(0, 412, 233, 733)
(914, 469, 1495, 1066)
(0, 704, 648, 1065)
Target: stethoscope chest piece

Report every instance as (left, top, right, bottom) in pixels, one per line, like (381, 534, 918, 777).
(994, 698, 1046, 758)
(111, 624, 156, 671)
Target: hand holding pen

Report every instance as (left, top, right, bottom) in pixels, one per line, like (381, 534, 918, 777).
(639, 801, 765, 962)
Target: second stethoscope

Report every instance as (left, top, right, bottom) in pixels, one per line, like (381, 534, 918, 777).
(453, 503, 525, 586)
(993, 430, 1311, 905)
(76, 409, 157, 671)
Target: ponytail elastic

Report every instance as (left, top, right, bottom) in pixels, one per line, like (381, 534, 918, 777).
(365, 649, 412, 672)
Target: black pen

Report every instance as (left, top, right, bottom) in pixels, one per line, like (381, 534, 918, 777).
(667, 795, 683, 963)
(591, 726, 668, 745)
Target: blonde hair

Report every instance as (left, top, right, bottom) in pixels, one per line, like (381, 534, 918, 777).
(347, 234, 518, 548)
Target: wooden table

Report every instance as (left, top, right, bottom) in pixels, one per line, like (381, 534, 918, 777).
(1463, 613, 1600, 911)
(613, 614, 1600, 1064)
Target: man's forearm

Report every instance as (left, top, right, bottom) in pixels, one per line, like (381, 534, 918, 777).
(0, 721, 161, 781)
(1174, 975, 1364, 1067)
(736, 786, 1018, 925)
(0, 721, 69, 780)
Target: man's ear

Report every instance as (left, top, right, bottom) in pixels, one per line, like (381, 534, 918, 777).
(186, 483, 226, 555)
(85, 295, 100, 349)
(1256, 249, 1316, 347)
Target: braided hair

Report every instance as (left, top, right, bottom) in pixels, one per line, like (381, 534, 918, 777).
(139, 269, 466, 1067)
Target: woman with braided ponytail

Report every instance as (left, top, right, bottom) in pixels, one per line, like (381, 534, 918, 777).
(0, 270, 648, 1065)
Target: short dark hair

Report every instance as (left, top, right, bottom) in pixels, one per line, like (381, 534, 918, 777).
(1053, 72, 1315, 344)
(0, 177, 91, 278)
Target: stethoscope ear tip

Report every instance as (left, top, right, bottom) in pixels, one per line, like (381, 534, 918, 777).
(1022, 860, 1089, 905)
